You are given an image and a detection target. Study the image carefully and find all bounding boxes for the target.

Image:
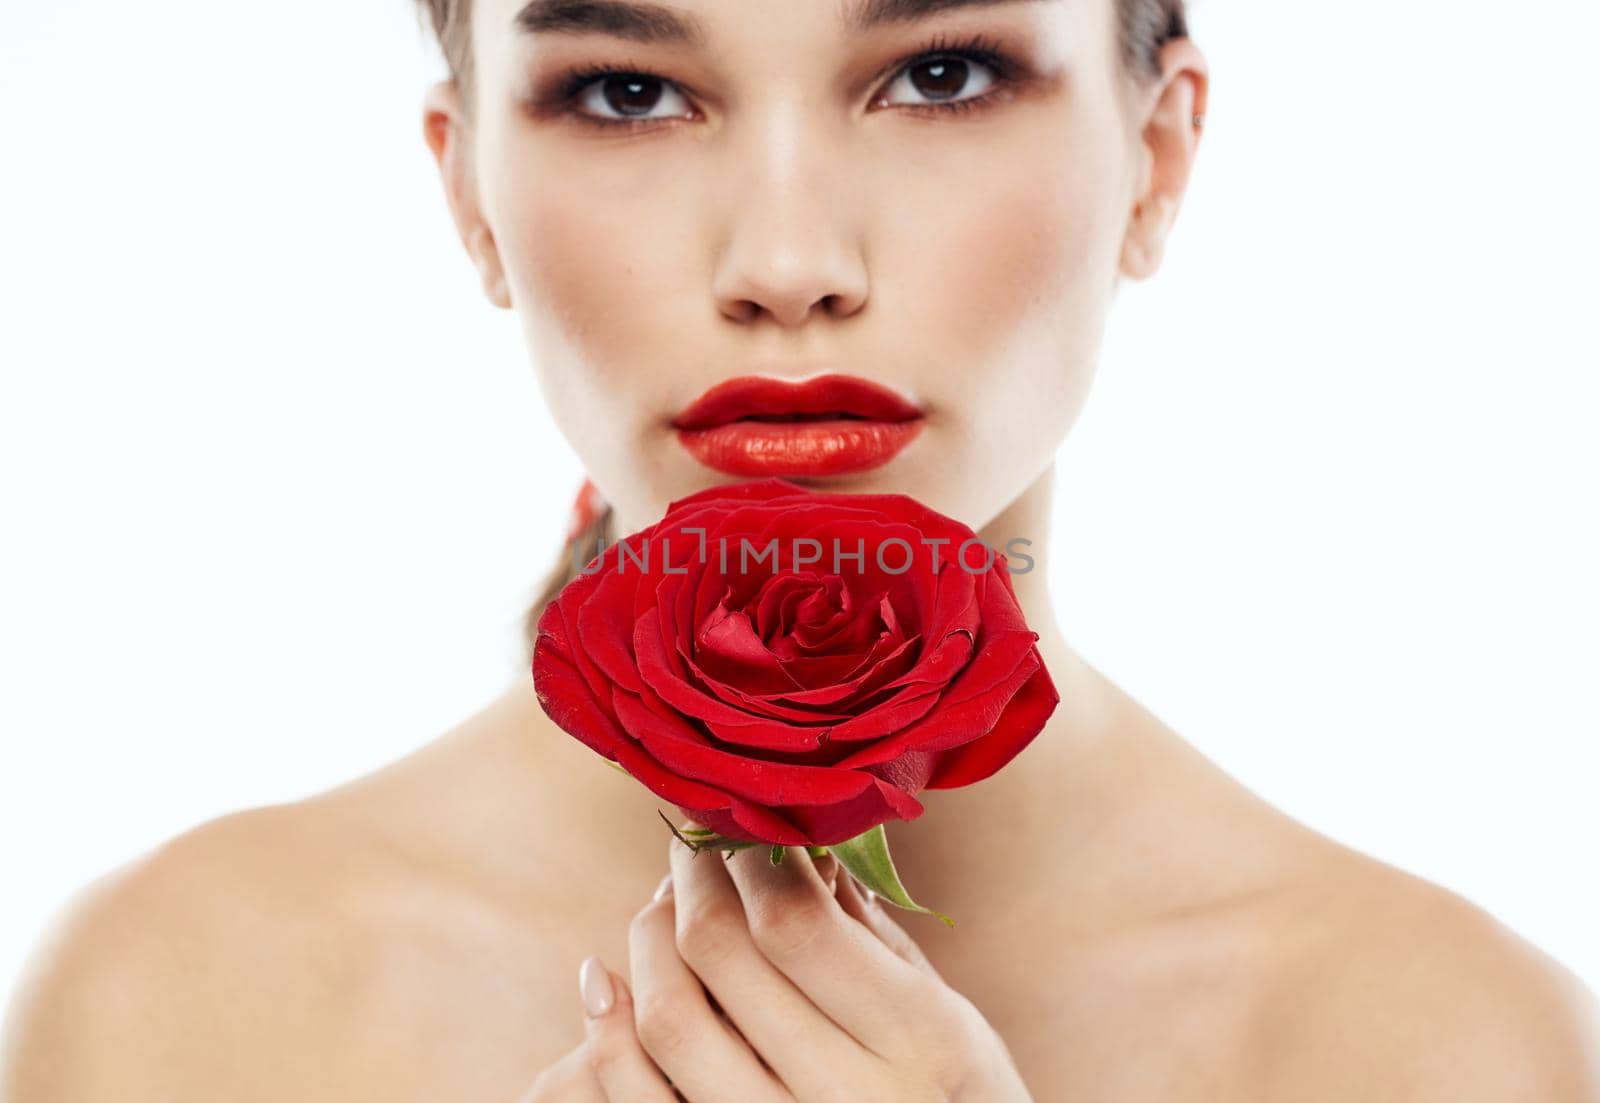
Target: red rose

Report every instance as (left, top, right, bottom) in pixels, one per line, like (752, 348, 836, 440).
(531, 478, 1058, 848)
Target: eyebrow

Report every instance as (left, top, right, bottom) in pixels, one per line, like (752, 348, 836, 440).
(512, 0, 1054, 43)
(842, 0, 1057, 33)
(513, 0, 706, 44)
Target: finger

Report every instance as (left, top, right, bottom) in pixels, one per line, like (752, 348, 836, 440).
(577, 956, 679, 1101)
(835, 873, 942, 978)
(628, 891, 793, 1103)
(517, 1046, 607, 1103)
(669, 830, 874, 1096)
(813, 852, 841, 895)
(721, 837, 939, 1056)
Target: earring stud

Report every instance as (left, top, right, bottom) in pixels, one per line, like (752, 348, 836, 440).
(1193, 112, 1206, 130)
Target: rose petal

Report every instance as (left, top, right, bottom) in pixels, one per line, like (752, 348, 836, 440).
(531, 640, 628, 760)
(547, 592, 626, 723)
(925, 661, 1060, 789)
(823, 683, 945, 743)
(778, 776, 926, 846)
(696, 601, 799, 694)
(777, 630, 920, 701)
(663, 477, 811, 515)
(636, 607, 838, 750)
(864, 749, 938, 795)
(628, 704, 875, 807)
(609, 742, 810, 846)
(688, 802, 811, 847)
(831, 642, 1043, 767)
(577, 566, 647, 694)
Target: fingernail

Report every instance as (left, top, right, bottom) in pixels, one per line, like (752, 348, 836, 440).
(864, 886, 878, 907)
(652, 872, 673, 902)
(814, 854, 838, 891)
(579, 955, 614, 1018)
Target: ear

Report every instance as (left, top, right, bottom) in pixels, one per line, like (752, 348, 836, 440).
(1119, 38, 1209, 281)
(421, 81, 512, 309)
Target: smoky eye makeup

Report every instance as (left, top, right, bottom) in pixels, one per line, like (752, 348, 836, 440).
(516, 26, 1049, 131)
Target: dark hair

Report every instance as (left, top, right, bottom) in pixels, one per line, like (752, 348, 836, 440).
(415, 0, 1189, 109)
(526, 501, 615, 658)
(412, 0, 1190, 654)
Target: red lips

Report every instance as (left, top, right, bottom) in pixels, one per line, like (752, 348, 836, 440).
(672, 374, 924, 478)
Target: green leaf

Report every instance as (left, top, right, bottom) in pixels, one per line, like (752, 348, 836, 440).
(804, 845, 831, 860)
(770, 845, 786, 866)
(829, 825, 955, 928)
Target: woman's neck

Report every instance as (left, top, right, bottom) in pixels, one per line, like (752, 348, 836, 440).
(886, 461, 1136, 905)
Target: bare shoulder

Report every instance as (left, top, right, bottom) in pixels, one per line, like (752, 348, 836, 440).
(1247, 846, 1600, 1101)
(2, 799, 400, 1099)
(1, 741, 578, 1100)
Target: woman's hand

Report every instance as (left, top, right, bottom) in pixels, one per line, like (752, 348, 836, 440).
(547, 824, 1033, 1102)
(519, 955, 683, 1101)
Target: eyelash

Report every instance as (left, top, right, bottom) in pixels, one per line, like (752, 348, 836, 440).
(542, 32, 1024, 131)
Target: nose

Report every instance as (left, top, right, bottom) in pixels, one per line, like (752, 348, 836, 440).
(711, 121, 869, 328)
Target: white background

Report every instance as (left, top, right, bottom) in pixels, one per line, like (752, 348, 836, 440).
(2, 0, 1597, 1007)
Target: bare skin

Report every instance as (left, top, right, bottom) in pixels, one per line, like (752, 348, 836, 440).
(5, 0, 1597, 1095)
(4, 469, 1597, 1100)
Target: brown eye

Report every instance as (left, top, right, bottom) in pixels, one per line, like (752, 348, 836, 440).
(574, 72, 694, 122)
(882, 53, 998, 107)
(909, 58, 969, 100)
(603, 75, 663, 116)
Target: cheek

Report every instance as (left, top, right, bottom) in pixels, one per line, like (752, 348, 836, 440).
(940, 177, 1100, 355)
(482, 142, 703, 406)
(500, 192, 651, 385)
(904, 131, 1126, 404)
(884, 115, 1129, 524)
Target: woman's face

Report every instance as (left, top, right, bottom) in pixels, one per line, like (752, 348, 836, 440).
(428, 0, 1201, 534)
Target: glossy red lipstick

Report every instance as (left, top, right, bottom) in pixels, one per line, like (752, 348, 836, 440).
(672, 374, 924, 477)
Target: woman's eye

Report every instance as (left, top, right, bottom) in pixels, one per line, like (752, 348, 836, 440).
(880, 54, 999, 108)
(574, 73, 694, 123)
(556, 47, 1010, 128)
